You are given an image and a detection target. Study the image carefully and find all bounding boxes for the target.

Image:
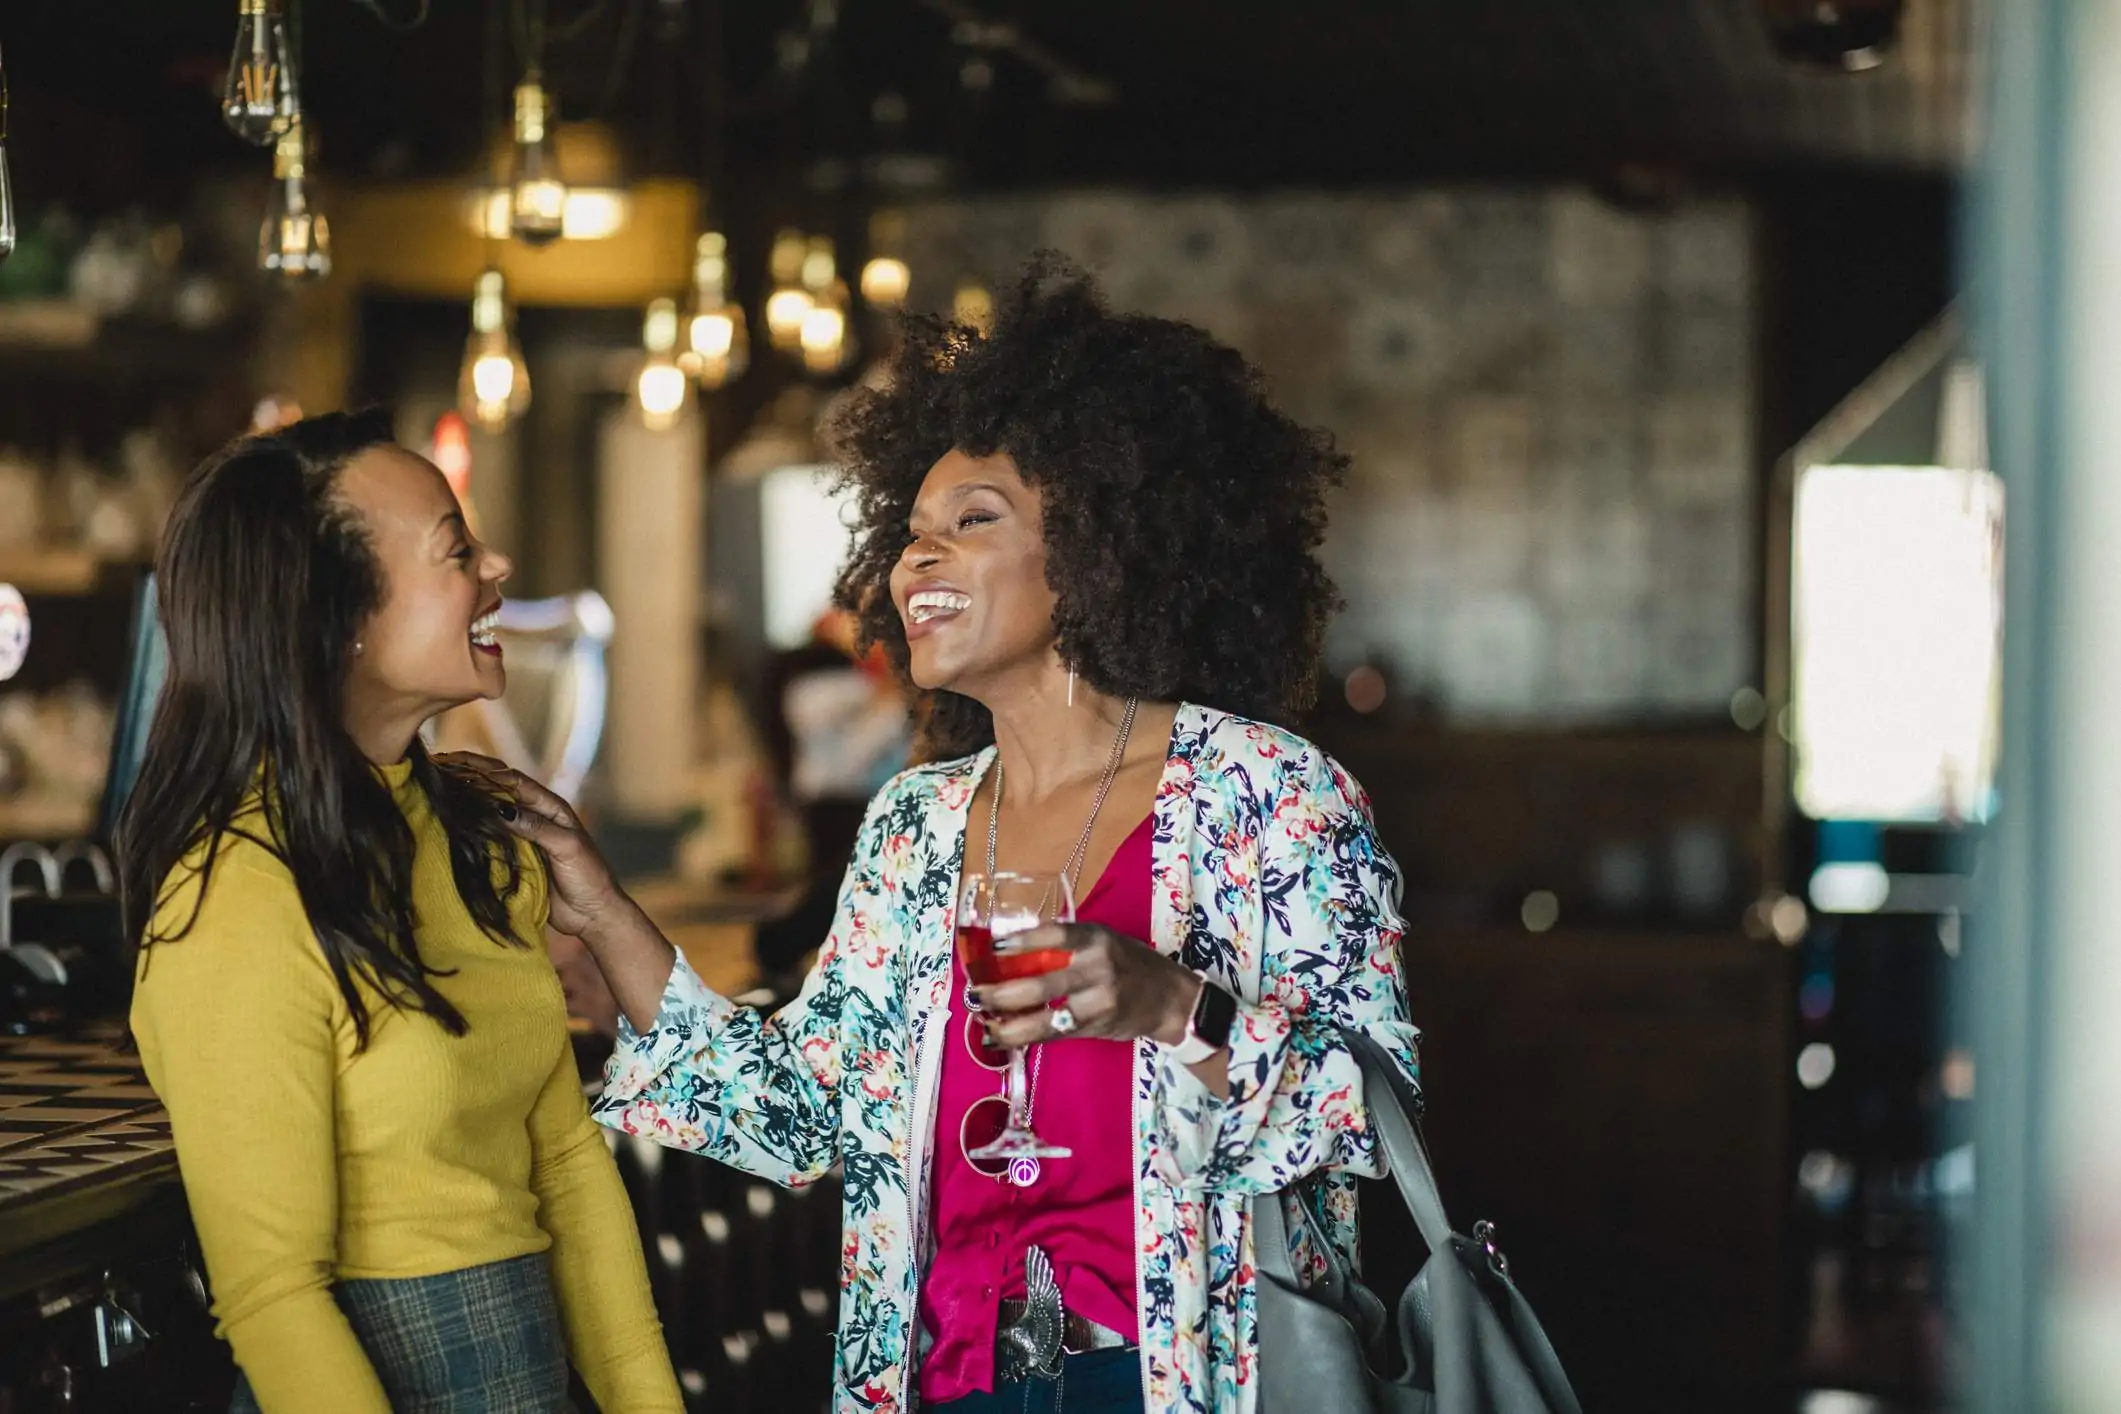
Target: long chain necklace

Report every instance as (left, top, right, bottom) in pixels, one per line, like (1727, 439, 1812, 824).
(969, 696, 1140, 1186)
(985, 695, 1140, 894)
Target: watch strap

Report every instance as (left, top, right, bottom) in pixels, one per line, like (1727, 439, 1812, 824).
(1166, 976, 1236, 1065)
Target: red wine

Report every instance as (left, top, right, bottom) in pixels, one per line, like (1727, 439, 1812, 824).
(956, 925, 1071, 986)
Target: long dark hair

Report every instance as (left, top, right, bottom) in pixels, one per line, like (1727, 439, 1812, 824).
(117, 409, 529, 1048)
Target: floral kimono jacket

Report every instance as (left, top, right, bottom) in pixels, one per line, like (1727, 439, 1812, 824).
(595, 703, 1419, 1414)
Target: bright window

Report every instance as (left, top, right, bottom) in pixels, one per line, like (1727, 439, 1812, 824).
(1792, 464, 2004, 824)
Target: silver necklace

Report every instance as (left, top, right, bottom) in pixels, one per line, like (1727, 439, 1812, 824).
(971, 696, 1140, 1187)
(984, 695, 1140, 888)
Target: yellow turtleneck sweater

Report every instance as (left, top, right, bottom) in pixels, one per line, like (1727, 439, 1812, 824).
(130, 761, 681, 1412)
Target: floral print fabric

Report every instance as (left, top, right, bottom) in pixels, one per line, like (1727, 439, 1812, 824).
(595, 703, 1418, 1414)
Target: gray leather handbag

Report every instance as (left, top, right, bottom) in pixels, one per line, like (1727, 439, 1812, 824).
(1253, 1030, 1583, 1414)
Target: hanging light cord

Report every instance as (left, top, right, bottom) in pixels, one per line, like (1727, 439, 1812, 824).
(481, 0, 507, 264)
(350, 0, 433, 33)
(590, 0, 645, 121)
(285, 0, 306, 114)
(514, 0, 622, 62)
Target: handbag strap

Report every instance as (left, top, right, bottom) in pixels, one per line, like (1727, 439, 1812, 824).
(1250, 1030, 1455, 1273)
(1344, 1029, 1458, 1256)
(1253, 1167, 1366, 1325)
(1249, 1031, 1584, 1414)
(1252, 1181, 1302, 1283)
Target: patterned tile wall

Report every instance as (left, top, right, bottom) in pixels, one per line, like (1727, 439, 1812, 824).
(896, 189, 1757, 723)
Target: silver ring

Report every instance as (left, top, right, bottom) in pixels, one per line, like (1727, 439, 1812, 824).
(1049, 1003, 1078, 1035)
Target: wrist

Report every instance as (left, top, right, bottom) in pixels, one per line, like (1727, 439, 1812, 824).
(575, 888, 643, 949)
(1160, 972, 1238, 1065)
(1154, 970, 1206, 1048)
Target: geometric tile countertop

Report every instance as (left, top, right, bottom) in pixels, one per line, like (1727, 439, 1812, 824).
(0, 1025, 175, 1214)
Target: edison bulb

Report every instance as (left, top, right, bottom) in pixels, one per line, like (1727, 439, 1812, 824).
(765, 228, 812, 352)
(459, 269, 530, 430)
(685, 308, 747, 389)
(637, 361, 689, 429)
(800, 236, 837, 292)
(765, 288, 813, 352)
(258, 120, 331, 281)
(860, 209, 910, 307)
(222, 0, 292, 144)
(784, 236, 850, 370)
(792, 237, 852, 374)
(800, 303, 848, 374)
(860, 255, 910, 307)
(690, 310, 736, 360)
(682, 231, 749, 389)
(509, 76, 567, 247)
(471, 349, 518, 405)
(637, 298, 691, 430)
(691, 230, 731, 292)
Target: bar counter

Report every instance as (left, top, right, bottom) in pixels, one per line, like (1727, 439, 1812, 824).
(0, 1023, 234, 1409)
(0, 1026, 179, 1277)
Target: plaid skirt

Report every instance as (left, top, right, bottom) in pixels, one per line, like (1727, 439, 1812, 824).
(228, 1252, 573, 1413)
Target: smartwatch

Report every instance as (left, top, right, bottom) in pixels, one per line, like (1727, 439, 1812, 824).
(1167, 975, 1237, 1065)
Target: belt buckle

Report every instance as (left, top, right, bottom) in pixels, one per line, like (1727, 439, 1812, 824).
(996, 1246, 1066, 1383)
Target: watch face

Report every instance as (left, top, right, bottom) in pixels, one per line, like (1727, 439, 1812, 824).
(1193, 981, 1237, 1048)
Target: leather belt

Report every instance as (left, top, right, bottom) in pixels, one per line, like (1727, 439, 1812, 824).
(997, 1299, 1132, 1357)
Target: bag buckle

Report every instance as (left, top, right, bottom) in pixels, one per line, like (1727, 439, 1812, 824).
(1472, 1219, 1510, 1279)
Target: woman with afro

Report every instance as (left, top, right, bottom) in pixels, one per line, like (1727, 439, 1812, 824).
(467, 257, 1419, 1414)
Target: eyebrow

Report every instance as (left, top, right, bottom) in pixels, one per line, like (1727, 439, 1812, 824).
(912, 481, 1010, 520)
(429, 512, 467, 542)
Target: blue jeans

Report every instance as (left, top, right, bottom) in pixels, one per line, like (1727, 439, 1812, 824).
(926, 1348, 1145, 1414)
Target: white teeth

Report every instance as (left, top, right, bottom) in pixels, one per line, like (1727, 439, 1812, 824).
(470, 611, 500, 647)
(908, 590, 970, 624)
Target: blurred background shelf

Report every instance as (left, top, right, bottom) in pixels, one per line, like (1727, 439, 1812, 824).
(0, 789, 97, 843)
(0, 548, 149, 597)
(0, 299, 100, 349)
(0, 308, 241, 383)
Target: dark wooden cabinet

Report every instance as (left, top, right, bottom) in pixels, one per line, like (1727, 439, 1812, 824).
(0, 1029, 233, 1412)
(1362, 928, 1789, 1411)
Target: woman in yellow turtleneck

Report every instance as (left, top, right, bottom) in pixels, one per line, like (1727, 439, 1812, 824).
(120, 412, 681, 1413)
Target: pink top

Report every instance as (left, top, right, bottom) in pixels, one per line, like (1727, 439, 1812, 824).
(917, 814, 1154, 1402)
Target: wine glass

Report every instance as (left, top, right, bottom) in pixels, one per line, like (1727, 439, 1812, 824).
(957, 870, 1076, 1164)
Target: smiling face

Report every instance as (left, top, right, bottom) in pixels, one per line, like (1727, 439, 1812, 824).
(888, 448, 1059, 700)
(336, 444, 513, 744)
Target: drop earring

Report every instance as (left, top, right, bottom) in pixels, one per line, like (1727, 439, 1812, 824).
(1067, 666, 1075, 707)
